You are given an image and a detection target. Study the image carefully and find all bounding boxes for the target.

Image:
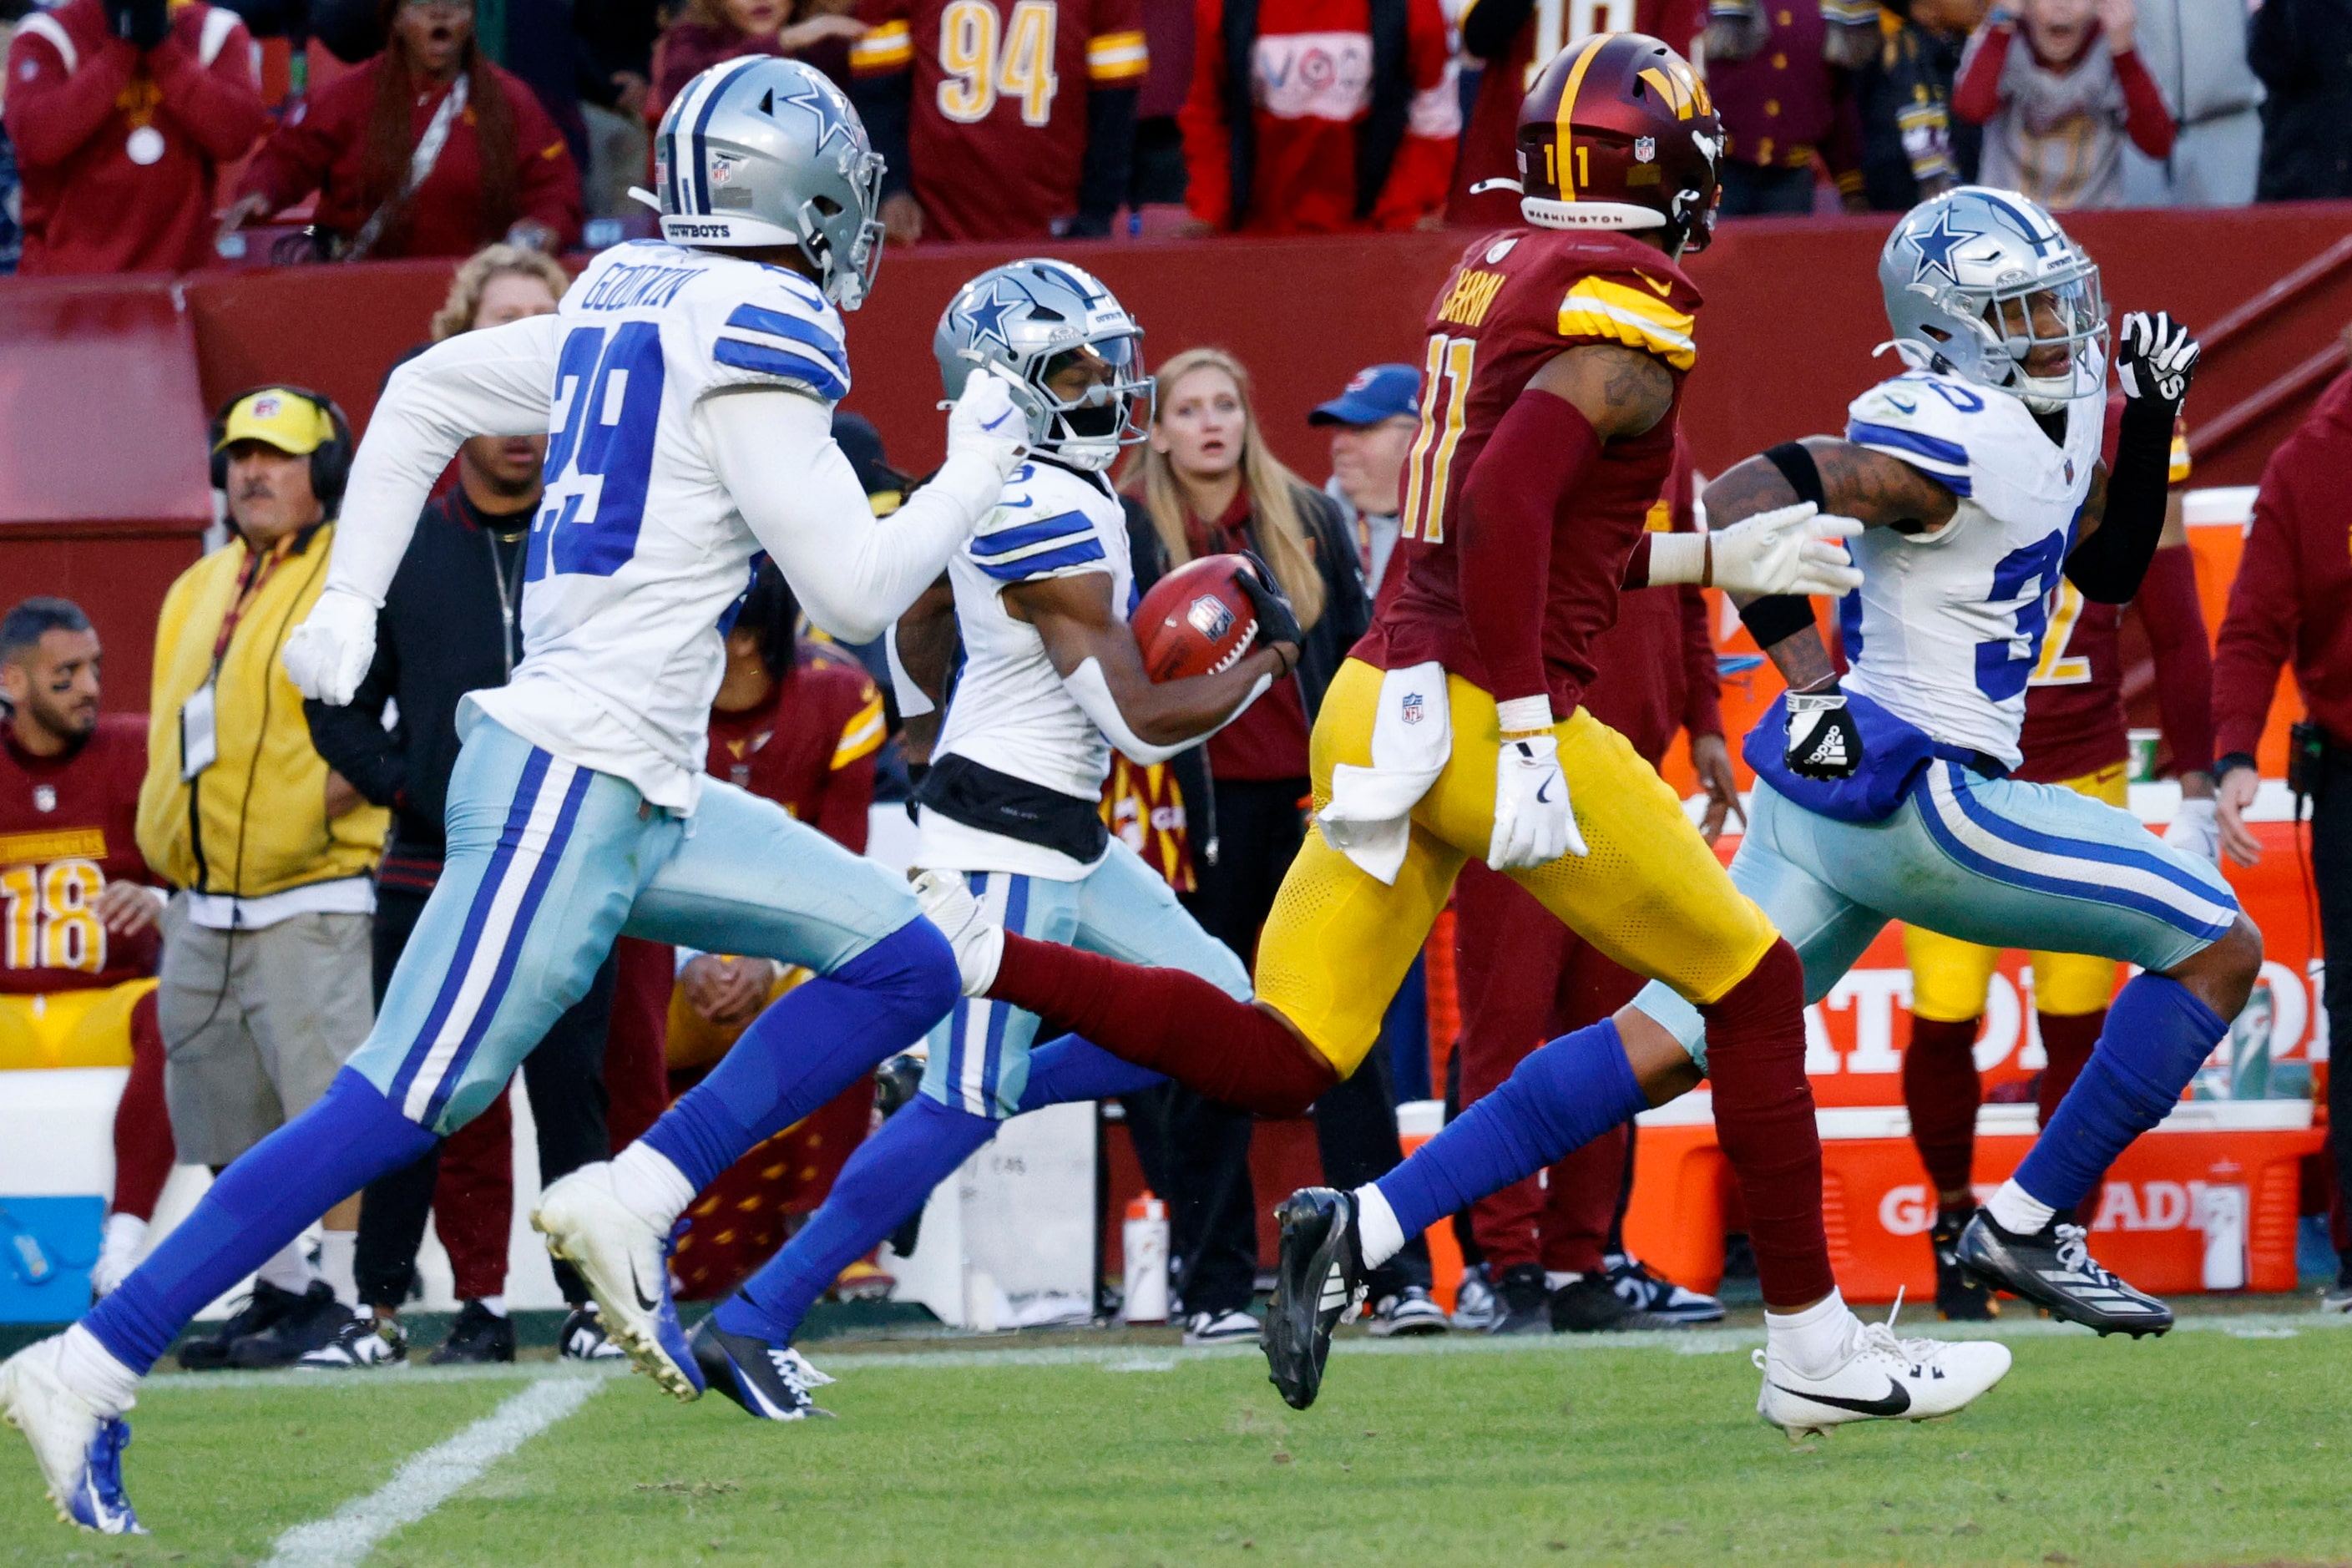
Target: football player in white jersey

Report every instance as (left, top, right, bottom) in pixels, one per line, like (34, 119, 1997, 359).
(1616, 188, 2260, 1349)
(678, 259, 1304, 1418)
(0, 56, 1030, 1534)
(1282, 187, 2255, 1434)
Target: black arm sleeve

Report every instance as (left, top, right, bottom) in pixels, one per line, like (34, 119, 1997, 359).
(301, 618, 407, 807)
(1737, 439, 1830, 650)
(1459, 0, 1535, 62)
(1072, 84, 1138, 235)
(2063, 398, 2172, 604)
(849, 72, 915, 199)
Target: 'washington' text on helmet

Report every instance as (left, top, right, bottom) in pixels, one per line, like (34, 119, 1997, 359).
(640, 57, 887, 311)
(1879, 186, 2109, 412)
(934, 260, 1153, 474)
(1515, 33, 1722, 255)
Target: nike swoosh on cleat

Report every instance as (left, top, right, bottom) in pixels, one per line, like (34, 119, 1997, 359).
(630, 1259, 662, 1313)
(1773, 1378, 1912, 1417)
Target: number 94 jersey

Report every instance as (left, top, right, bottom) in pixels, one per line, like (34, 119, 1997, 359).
(1360, 227, 1699, 718)
(1836, 367, 2103, 771)
(477, 240, 855, 812)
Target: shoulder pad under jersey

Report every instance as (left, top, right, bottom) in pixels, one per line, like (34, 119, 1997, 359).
(1845, 371, 1992, 498)
(965, 463, 1116, 584)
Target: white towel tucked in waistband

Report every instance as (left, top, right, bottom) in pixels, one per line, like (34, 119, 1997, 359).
(1316, 661, 1449, 885)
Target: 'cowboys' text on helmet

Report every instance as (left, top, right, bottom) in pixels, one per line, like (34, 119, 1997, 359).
(642, 58, 886, 311)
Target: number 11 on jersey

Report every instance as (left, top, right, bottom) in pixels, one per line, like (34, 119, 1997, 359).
(1399, 336, 1474, 544)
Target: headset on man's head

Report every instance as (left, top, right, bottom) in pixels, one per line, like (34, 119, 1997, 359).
(207, 385, 356, 509)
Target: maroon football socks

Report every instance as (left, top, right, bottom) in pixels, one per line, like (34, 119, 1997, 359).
(1902, 1014, 1985, 1201)
(986, 933, 1340, 1116)
(1696, 938, 1838, 1308)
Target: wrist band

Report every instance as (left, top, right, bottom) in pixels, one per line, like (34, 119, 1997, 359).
(1738, 594, 1818, 648)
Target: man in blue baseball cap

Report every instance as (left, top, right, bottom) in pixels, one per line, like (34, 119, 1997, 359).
(1310, 362, 1420, 597)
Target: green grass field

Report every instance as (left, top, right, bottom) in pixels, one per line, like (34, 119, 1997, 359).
(6, 1313, 2350, 1568)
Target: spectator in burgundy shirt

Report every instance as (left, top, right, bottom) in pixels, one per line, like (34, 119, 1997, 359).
(218, 0, 582, 260)
(1705, 0, 1869, 215)
(1117, 346, 1410, 1338)
(4, 0, 266, 274)
(1179, 0, 1457, 234)
(848, 0, 1146, 241)
(1952, 0, 2176, 209)
(648, 0, 867, 125)
(2211, 354, 2352, 1309)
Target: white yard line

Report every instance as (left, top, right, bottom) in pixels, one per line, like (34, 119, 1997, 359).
(258, 1372, 604, 1568)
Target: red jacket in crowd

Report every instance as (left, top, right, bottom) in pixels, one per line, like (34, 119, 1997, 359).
(1181, 0, 1457, 234)
(234, 53, 583, 258)
(648, 23, 853, 127)
(3, 0, 267, 275)
(2213, 370, 2352, 760)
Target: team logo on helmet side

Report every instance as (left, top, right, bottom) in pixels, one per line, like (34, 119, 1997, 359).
(769, 73, 859, 158)
(956, 279, 1027, 354)
(1907, 208, 1970, 285)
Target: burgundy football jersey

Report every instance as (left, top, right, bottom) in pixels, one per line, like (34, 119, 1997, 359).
(0, 714, 159, 994)
(1354, 227, 1701, 716)
(704, 642, 885, 854)
(851, 0, 1147, 239)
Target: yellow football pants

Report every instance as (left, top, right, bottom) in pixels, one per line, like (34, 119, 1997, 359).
(1256, 660, 1780, 1074)
(0, 978, 158, 1071)
(1903, 762, 2129, 1022)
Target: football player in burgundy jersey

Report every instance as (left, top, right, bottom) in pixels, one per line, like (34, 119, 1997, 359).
(911, 36, 2008, 1429)
(849, 0, 1147, 240)
(1899, 427, 2213, 1318)
(0, 600, 171, 1297)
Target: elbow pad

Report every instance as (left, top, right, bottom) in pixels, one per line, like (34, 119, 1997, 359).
(2065, 400, 2172, 604)
(1062, 657, 1270, 767)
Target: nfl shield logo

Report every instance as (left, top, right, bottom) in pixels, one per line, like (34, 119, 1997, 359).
(1634, 137, 1657, 164)
(2065, 458, 2076, 483)
(33, 784, 56, 812)
(252, 394, 281, 419)
(1401, 693, 1424, 725)
(1186, 596, 1235, 641)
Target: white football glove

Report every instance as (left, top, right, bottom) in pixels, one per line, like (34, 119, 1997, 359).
(2163, 797, 2223, 866)
(2116, 311, 2199, 409)
(281, 586, 379, 706)
(945, 365, 1029, 479)
(1488, 731, 1587, 870)
(1707, 503, 1864, 598)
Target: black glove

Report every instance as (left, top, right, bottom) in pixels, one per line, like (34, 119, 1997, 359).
(1784, 684, 1860, 781)
(1237, 550, 1304, 665)
(2115, 311, 2199, 413)
(107, 0, 169, 51)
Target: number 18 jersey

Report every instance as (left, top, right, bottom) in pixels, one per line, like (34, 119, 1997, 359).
(473, 240, 855, 812)
(1836, 368, 2103, 771)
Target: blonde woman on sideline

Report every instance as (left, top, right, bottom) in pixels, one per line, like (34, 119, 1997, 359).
(1120, 348, 1445, 1343)
(427, 242, 569, 342)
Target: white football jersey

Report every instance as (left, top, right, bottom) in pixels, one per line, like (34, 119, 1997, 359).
(1835, 367, 2103, 770)
(923, 458, 1133, 878)
(466, 240, 852, 810)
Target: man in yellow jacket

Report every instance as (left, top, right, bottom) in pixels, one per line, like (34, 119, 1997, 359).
(134, 387, 387, 1369)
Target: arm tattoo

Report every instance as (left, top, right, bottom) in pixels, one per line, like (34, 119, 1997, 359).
(1594, 349, 1674, 437)
(1804, 439, 1960, 534)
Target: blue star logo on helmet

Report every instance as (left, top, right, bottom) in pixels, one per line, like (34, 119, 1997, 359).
(772, 77, 857, 156)
(958, 280, 1027, 354)
(1908, 207, 1970, 286)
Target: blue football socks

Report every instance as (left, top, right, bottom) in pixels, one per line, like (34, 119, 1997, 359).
(642, 918, 959, 1194)
(85, 1071, 436, 1374)
(1374, 1019, 1649, 1237)
(2015, 974, 2226, 1211)
(713, 1033, 1159, 1346)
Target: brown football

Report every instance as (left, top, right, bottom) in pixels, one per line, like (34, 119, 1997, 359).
(1132, 554, 1260, 681)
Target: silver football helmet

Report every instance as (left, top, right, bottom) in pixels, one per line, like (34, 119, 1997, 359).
(637, 57, 886, 311)
(1879, 186, 2107, 412)
(934, 260, 1152, 473)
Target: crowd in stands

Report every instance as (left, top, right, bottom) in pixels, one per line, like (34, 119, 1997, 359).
(0, 0, 2347, 276)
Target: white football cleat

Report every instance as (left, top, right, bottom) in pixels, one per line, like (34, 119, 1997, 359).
(0, 1337, 144, 1535)
(531, 1164, 703, 1402)
(1754, 1302, 2010, 1435)
(910, 868, 1004, 997)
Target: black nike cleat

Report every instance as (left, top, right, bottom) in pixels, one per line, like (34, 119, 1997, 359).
(1262, 1187, 1365, 1410)
(1931, 1209, 1997, 1321)
(689, 1314, 836, 1422)
(1956, 1212, 2172, 1337)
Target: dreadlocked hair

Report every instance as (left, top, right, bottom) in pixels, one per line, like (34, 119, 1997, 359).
(358, 0, 520, 251)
